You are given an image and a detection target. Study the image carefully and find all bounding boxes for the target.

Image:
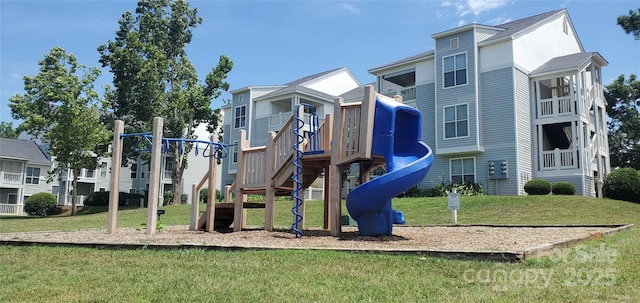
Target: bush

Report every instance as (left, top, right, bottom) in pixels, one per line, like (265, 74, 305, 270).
(552, 181, 576, 195)
(524, 179, 551, 195)
(24, 192, 57, 216)
(84, 191, 145, 207)
(199, 188, 223, 203)
(163, 190, 174, 205)
(603, 168, 640, 203)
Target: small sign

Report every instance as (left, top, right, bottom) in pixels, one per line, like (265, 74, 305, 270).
(448, 192, 460, 210)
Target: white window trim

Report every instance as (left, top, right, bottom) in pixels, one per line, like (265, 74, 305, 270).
(443, 103, 470, 140)
(442, 51, 469, 89)
(449, 157, 476, 184)
(234, 105, 247, 129)
(231, 140, 238, 164)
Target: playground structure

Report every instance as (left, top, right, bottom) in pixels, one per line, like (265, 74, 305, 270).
(224, 85, 433, 237)
(106, 85, 433, 237)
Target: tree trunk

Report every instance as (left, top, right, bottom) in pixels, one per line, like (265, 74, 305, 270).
(71, 169, 79, 216)
(172, 149, 184, 205)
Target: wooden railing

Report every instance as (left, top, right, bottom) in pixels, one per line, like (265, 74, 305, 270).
(242, 147, 267, 188)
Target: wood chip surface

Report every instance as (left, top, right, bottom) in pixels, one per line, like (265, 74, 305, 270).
(0, 225, 617, 253)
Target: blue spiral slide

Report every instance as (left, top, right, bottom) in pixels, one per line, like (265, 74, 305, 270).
(346, 97, 433, 236)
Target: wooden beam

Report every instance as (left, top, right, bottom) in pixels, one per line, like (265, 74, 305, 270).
(233, 130, 248, 232)
(146, 117, 163, 235)
(107, 120, 124, 234)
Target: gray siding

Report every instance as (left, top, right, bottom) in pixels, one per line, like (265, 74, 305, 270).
(251, 117, 270, 147)
(435, 29, 478, 151)
(475, 27, 502, 43)
(514, 68, 533, 195)
(478, 67, 519, 195)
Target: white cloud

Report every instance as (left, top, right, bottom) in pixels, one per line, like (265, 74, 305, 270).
(341, 3, 360, 14)
(457, 20, 468, 27)
(452, 0, 510, 17)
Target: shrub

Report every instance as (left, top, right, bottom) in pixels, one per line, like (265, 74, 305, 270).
(200, 188, 223, 203)
(603, 168, 640, 203)
(163, 190, 174, 205)
(84, 191, 145, 207)
(418, 181, 484, 197)
(524, 179, 551, 195)
(24, 192, 57, 216)
(552, 181, 576, 195)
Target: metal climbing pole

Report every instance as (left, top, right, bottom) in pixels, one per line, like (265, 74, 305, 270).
(291, 103, 321, 238)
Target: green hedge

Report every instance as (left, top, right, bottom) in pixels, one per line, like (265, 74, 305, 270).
(524, 179, 551, 195)
(604, 168, 640, 203)
(552, 182, 576, 195)
(84, 191, 145, 206)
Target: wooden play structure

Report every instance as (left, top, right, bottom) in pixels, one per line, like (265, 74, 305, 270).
(106, 85, 402, 237)
(213, 85, 400, 237)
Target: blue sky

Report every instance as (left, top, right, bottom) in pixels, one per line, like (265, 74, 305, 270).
(1, 0, 638, 123)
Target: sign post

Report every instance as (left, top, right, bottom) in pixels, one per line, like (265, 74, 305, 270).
(447, 189, 460, 224)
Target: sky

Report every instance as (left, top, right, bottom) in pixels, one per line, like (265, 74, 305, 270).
(1, 0, 638, 124)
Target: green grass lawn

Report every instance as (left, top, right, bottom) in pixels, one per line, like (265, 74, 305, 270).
(1, 195, 639, 302)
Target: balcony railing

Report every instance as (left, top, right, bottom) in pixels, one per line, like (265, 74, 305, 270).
(0, 203, 22, 215)
(541, 148, 575, 170)
(1, 172, 22, 185)
(538, 96, 573, 118)
(381, 86, 416, 103)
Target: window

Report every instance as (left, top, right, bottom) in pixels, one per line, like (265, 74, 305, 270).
(450, 158, 475, 184)
(232, 141, 238, 164)
(131, 163, 137, 179)
(52, 185, 59, 195)
(26, 167, 40, 184)
(562, 17, 568, 34)
(99, 162, 108, 178)
(234, 105, 246, 128)
(444, 104, 469, 138)
(443, 53, 467, 88)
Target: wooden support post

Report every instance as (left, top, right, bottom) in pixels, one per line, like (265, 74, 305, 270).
(233, 130, 248, 232)
(328, 97, 345, 237)
(322, 113, 333, 230)
(205, 135, 217, 233)
(189, 183, 198, 230)
(265, 132, 276, 231)
(107, 120, 124, 234)
(146, 117, 163, 235)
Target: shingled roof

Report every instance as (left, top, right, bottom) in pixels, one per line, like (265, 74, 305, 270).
(530, 52, 608, 76)
(0, 138, 51, 165)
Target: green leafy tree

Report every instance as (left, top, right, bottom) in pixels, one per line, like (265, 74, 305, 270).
(9, 47, 111, 216)
(617, 8, 640, 40)
(0, 122, 19, 138)
(98, 0, 232, 205)
(605, 74, 640, 169)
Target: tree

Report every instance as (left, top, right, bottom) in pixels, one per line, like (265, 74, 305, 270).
(0, 122, 19, 138)
(98, 0, 232, 205)
(605, 74, 640, 169)
(9, 47, 111, 216)
(617, 8, 640, 40)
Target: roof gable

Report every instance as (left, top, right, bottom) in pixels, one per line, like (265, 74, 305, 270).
(256, 67, 361, 101)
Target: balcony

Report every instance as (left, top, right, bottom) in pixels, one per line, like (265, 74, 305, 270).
(537, 96, 573, 119)
(0, 203, 22, 215)
(1, 172, 22, 185)
(541, 148, 576, 170)
(381, 86, 416, 103)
